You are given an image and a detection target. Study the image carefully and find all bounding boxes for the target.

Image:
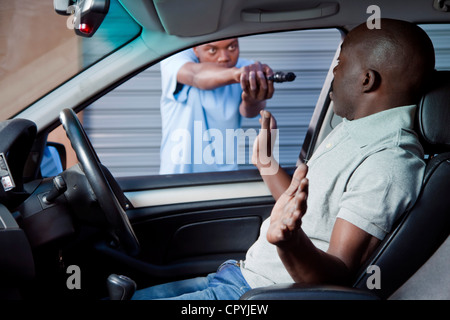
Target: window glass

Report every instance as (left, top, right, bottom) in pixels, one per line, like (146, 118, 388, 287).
(81, 29, 342, 177)
(420, 24, 450, 71)
(56, 24, 450, 178)
(0, 0, 141, 121)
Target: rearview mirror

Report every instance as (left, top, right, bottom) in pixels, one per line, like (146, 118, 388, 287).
(54, 0, 110, 38)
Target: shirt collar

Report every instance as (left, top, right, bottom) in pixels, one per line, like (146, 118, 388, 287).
(343, 105, 417, 148)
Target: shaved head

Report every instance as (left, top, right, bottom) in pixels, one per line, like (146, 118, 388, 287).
(347, 19, 435, 96)
(331, 19, 435, 120)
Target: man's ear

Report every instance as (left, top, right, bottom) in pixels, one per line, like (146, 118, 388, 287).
(192, 47, 200, 60)
(362, 69, 381, 93)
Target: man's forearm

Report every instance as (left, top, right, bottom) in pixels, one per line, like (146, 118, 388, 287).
(276, 230, 351, 285)
(265, 164, 351, 284)
(178, 62, 240, 90)
(260, 164, 291, 201)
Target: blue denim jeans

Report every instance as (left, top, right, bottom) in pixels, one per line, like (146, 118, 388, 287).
(131, 260, 251, 300)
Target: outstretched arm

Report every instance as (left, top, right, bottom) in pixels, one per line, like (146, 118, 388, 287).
(177, 61, 274, 118)
(177, 61, 241, 90)
(267, 165, 380, 285)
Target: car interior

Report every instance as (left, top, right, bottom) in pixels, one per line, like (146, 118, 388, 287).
(0, 0, 449, 301)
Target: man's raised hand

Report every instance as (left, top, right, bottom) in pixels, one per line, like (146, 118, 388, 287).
(267, 164, 309, 245)
(252, 110, 279, 175)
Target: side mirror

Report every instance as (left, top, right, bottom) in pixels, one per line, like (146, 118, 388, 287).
(40, 142, 67, 178)
(54, 0, 110, 38)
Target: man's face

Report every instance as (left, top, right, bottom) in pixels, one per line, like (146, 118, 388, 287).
(193, 38, 240, 68)
(330, 39, 364, 120)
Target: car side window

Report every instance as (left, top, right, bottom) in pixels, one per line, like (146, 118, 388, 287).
(73, 29, 341, 177)
(420, 24, 450, 72)
(45, 24, 450, 177)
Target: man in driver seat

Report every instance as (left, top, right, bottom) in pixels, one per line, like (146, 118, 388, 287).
(131, 19, 435, 300)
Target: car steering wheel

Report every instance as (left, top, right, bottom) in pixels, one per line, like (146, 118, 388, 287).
(60, 108, 140, 256)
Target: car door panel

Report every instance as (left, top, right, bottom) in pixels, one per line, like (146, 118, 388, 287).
(100, 171, 281, 283)
(130, 202, 273, 264)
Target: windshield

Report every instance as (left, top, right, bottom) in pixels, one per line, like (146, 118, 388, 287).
(0, 0, 141, 120)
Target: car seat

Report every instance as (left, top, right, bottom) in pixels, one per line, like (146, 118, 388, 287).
(241, 70, 450, 300)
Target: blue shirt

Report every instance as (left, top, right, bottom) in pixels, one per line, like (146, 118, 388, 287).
(159, 49, 253, 174)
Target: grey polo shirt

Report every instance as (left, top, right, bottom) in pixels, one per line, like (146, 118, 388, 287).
(241, 105, 425, 288)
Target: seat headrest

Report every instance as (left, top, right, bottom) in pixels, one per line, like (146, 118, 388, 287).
(416, 71, 450, 154)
